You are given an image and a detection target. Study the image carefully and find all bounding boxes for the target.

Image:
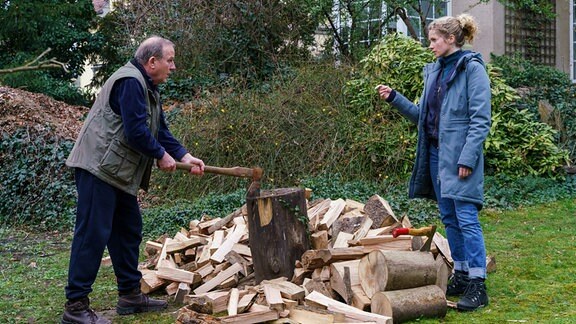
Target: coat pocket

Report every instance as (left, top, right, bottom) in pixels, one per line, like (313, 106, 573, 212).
(99, 139, 142, 184)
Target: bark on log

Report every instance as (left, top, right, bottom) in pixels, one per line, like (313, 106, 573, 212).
(371, 285, 447, 323)
(246, 188, 310, 283)
(364, 195, 398, 228)
(358, 250, 437, 298)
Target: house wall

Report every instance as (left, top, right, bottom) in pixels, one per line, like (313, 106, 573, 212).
(451, 0, 505, 63)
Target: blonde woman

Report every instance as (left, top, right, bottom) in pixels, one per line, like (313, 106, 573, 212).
(377, 14, 491, 311)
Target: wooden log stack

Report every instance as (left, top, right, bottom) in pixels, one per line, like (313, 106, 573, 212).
(123, 191, 491, 324)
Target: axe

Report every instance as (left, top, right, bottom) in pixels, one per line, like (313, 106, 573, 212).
(175, 162, 263, 196)
(392, 225, 437, 252)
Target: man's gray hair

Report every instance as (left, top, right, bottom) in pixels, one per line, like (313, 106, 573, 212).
(134, 36, 174, 65)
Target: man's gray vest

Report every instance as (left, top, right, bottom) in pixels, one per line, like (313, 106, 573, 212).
(66, 62, 161, 196)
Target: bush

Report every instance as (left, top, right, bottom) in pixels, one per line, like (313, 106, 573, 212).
(491, 54, 576, 160)
(485, 66, 569, 178)
(344, 33, 434, 179)
(0, 128, 77, 230)
(148, 62, 370, 201)
(346, 34, 568, 179)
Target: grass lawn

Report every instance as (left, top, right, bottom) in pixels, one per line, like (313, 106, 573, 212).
(0, 198, 575, 323)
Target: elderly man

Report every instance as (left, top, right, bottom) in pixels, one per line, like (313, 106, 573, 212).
(62, 36, 204, 324)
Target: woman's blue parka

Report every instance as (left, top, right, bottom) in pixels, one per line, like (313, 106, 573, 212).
(388, 52, 491, 207)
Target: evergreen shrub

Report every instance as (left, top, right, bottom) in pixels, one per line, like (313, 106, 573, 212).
(346, 33, 569, 179)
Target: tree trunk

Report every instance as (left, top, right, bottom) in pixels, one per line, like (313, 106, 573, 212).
(358, 250, 437, 298)
(246, 188, 310, 283)
(371, 285, 447, 323)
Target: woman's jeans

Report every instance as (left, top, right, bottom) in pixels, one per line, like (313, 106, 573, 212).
(429, 145, 486, 279)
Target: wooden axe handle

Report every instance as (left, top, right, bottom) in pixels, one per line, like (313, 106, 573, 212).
(175, 162, 254, 178)
(393, 226, 435, 238)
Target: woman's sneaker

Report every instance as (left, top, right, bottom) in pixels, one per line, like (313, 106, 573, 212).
(446, 270, 470, 297)
(457, 278, 489, 311)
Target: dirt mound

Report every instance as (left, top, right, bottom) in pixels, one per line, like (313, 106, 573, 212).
(0, 86, 88, 140)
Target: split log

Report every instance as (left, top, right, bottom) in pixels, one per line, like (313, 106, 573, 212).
(288, 307, 335, 323)
(332, 232, 354, 248)
(263, 284, 284, 311)
(349, 216, 373, 245)
(291, 267, 313, 285)
(227, 288, 240, 316)
(194, 263, 244, 294)
(433, 232, 452, 264)
(208, 207, 243, 234)
(224, 250, 251, 276)
(307, 199, 331, 230)
(176, 307, 222, 324)
(435, 256, 450, 293)
(305, 291, 392, 324)
(329, 260, 359, 304)
(371, 285, 447, 323)
(261, 278, 306, 301)
(344, 199, 365, 213)
(329, 260, 370, 310)
(140, 269, 167, 294)
(246, 188, 311, 283)
(311, 266, 331, 282)
(359, 250, 437, 298)
(174, 282, 191, 304)
(301, 247, 365, 269)
(220, 304, 279, 323)
(184, 291, 229, 314)
(237, 292, 257, 313)
(166, 282, 179, 296)
(157, 266, 201, 285)
(211, 224, 247, 263)
(364, 195, 399, 228)
(311, 230, 329, 250)
(318, 198, 346, 231)
(331, 214, 365, 240)
(166, 236, 207, 253)
(358, 235, 413, 252)
(303, 278, 334, 299)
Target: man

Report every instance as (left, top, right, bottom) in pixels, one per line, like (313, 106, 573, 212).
(62, 36, 204, 324)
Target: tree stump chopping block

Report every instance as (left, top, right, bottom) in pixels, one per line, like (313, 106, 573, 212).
(358, 250, 437, 298)
(247, 188, 310, 283)
(371, 285, 447, 323)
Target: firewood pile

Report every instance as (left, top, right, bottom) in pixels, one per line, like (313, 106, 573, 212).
(125, 191, 486, 324)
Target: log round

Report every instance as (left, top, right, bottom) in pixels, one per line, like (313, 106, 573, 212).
(371, 285, 447, 324)
(246, 188, 310, 283)
(358, 250, 437, 298)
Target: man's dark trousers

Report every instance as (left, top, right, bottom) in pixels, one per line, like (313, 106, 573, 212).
(65, 168, 143, 300)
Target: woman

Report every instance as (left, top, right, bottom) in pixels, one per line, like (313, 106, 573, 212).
(376, 14, 491, 311)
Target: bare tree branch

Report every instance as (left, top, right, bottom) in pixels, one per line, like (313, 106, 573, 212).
(0, 48, 68, 75)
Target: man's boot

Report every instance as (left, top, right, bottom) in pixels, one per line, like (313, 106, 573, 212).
(116, 288, 168, 315)
(446, 270, 470, 297)
(61, 297, 111, 324)
(457, 278, 489, 311)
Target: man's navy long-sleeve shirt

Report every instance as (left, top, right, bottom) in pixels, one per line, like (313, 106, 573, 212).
(109, 59, 186, 161)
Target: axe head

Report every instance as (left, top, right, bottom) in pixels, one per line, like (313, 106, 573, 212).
(246, 167, 263, 197)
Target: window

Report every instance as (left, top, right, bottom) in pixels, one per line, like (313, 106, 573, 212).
(396, 1, 450, 44)
(330, 0, 450, 56)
